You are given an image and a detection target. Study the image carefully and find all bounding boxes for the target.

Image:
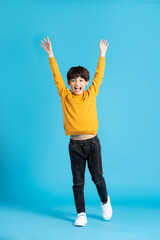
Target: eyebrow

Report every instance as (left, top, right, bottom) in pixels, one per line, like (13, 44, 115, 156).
(72, 78, 84, 80)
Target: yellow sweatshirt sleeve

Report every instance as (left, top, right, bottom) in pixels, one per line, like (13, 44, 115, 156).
(49, 56, 67, 97)
(88, 56, 105, 96)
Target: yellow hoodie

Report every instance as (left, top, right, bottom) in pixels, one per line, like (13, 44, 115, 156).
(49, 56, 105, 136)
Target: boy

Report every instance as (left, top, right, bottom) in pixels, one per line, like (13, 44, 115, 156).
(40, 37, 113, 226)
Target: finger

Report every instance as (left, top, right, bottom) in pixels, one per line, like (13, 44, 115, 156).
(43, 37, 47, 43)
(100, 39, 104, 47)
(47, 36, 50, 42)
(40, 44, 44, 48)
(41, 40, 45, 45)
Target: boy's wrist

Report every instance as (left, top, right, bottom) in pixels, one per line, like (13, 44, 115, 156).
(100, 53, 105, 57)
(48, 52, 54, 58)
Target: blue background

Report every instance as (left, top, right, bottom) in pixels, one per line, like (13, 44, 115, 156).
(0, 0, 160, 219)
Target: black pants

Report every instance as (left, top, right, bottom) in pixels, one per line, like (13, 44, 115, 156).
(68, 135, 108, 213)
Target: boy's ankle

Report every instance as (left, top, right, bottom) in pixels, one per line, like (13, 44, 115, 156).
(77, 212, 86, 215)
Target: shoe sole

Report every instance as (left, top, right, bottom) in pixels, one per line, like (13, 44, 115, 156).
(102, 208, 113, 220)
(74, 219, 87, 227)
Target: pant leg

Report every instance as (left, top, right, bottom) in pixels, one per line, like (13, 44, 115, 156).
(87, 137, 108, 204)
(69, 142, 86, 213)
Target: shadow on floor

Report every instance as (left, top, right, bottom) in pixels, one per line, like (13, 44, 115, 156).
(3, 202, 104, 223)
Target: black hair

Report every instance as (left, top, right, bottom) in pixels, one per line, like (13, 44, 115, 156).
(67, 66, 89, 82)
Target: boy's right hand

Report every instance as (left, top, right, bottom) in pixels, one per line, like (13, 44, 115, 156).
(40, 36, 54, 57)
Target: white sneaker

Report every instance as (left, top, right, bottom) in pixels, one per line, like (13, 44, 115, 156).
(74, 212, 87, 227)
(100, 196, 113, 220)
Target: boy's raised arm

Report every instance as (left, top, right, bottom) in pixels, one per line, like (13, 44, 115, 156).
(88, 39, 109, 96)
(48, 55, 67, 98)
(40, 37, 67, 98)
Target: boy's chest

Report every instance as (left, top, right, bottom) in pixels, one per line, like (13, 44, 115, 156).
(63, 95, 96, 114)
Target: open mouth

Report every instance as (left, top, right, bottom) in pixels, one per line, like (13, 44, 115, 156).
(74, 87, 81, 92)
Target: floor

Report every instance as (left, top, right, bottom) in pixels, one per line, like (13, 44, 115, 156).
(0, 202, 160, 240)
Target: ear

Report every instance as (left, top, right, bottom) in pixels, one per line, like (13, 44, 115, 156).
(86, 81, 89, 86)
(67, 80, 70, 86)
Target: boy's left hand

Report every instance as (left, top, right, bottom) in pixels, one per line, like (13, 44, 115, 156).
(99, 39, 109, 57)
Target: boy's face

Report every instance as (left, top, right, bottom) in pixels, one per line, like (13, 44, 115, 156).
(68, 76, 89, 95)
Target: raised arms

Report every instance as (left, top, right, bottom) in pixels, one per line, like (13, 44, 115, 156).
(88, 39, 109, 96)
(40, 37, 67, 97)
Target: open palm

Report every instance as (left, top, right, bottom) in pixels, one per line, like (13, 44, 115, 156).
(99, 39, 109, 53)
(40, 36, 53, 54)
